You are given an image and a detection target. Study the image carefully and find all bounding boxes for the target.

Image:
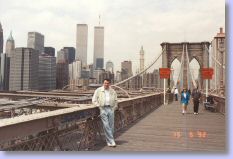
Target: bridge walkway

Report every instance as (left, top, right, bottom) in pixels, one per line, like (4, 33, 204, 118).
(96, 101, 225, 152)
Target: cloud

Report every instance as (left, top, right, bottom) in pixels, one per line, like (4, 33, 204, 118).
(0, 0, 225, 73)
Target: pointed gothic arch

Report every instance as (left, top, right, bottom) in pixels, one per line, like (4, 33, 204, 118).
(161, 42, 210, 89)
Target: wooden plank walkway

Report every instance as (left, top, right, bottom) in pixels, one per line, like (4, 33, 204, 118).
(96, 101, 226, 152)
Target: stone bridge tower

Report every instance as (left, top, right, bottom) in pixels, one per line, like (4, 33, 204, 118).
(161, 42, 210, 90)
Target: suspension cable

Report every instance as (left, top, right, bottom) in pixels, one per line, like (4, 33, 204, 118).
(174, 44, 185, 88)
(205, 45, 225, 69)
(114, 48, 165, 86)
(185, 44, 197, 88)
(190, 68, 197, 88)
(186, 44, 190, 89)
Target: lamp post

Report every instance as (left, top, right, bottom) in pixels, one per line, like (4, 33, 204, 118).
(218, 38, 225, 96)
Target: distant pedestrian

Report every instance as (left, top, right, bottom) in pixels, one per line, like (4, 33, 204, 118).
(188, 89, 191, 94)
(192, 86, 201, 115)
(166, 88, 171, 93)
(174, 87, 179, 101)
(92, 78, 118, 147)
(180, 88, 190, 115)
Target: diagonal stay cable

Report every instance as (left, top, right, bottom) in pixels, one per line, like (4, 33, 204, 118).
(114, 48, 165, 86)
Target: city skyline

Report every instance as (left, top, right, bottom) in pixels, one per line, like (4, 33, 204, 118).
(0, 0, 225, 73)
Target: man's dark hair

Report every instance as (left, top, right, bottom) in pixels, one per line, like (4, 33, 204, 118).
(103, 78, 111, 83)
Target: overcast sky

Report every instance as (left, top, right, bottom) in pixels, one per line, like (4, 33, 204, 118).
(0, 0, 225, 73)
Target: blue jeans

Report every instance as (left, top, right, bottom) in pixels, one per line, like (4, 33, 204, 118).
(99, 106, 115, 144)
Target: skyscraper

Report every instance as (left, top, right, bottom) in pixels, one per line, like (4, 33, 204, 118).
(76, 24, 88, 67)
(63, 47, 75, 64)
(56, 62, 68, 89)
(0, 22, 3, 54)
(44, 47, 55, 57)
(56, 49, 69, 89)
(5, 31, 15, 57)
(93, 69, 104, 84)
(57, 49, 69, 63)
(69, 60, 82, 87)
(139, 46, 145, 72)
(0, 53, 10, 90)
(39, 54, 56, 91)
(3, 32, 15, 90)
(115, 71, 121, 82)
(27, 32, 44, 54)
(9, 48, 39, 91)
(88, 63, 94, 78)
(121, 60, 132, 80)
(106, 60, 114, 73)
(93, 26, 104, 70)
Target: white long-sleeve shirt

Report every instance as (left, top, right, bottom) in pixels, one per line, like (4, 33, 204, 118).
(174, 89, 179, 94)
(104, 89, 110, 105)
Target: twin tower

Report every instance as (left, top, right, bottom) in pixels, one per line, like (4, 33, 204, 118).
(76, 24, 104, 70)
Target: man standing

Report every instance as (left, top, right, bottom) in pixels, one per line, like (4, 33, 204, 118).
(92, 78, 118, 147)
(192, 86, 201, 115)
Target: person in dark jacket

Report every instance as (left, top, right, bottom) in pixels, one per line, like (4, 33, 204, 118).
(188, 89, 191, 94)
(192, 86, 201, 115)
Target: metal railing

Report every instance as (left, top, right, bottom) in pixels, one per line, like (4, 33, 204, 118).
(0, 93, 173, 151)
(201, 92, 225, 115)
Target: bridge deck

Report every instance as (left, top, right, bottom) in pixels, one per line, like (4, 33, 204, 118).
(97, 101, 226, 152)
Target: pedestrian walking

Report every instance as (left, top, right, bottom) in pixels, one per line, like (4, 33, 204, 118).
(192, 86, 201, 115)
(174, 87, 179, 101)
(180, 88, 190, 115)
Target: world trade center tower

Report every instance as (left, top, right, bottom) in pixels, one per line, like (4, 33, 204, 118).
(93, 26, 104, 70)
(76, 24, 88, 68)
